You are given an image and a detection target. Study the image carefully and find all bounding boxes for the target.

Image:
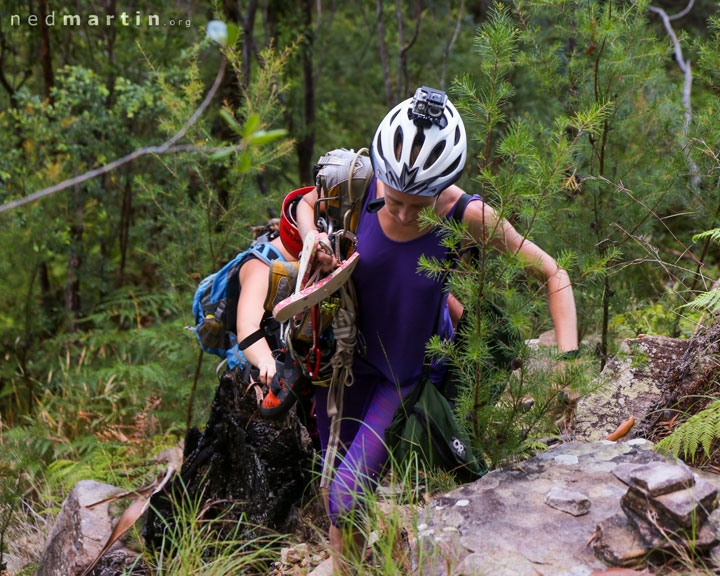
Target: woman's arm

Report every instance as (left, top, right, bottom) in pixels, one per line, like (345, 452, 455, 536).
(464, 199, 579, 352)
(297, 187, 337, 270)
(236, 258, 277, 385)
(296, 186, 319, 239)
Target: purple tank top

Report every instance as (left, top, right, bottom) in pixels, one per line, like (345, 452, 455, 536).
(352, 179, 479, 387)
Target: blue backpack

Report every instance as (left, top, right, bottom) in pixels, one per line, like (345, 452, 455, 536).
(191, 238, 285, 371)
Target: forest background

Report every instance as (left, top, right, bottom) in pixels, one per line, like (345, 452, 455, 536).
(1, 0, 720, 573)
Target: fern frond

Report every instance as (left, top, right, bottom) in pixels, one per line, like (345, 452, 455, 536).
(657, 401, 720, 462)
(692, 227, 720, 244)
(683, 290, 720, 314)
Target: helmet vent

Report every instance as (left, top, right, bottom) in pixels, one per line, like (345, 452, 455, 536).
(455, 125, 461, 145)
(424, 140, 445, 170)
(410, 131, 425, 166)
(394, 127, 404, 162)
(376, 134, 385, 160)
(440, 154, 462, 178)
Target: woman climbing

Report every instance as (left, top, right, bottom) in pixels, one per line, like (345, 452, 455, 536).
(193, 218, 297, 391)
(297, 87, 578, 574)
(233, 220, 296, 387)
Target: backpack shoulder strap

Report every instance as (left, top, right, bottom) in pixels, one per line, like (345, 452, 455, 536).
(236, 313, 280, 351)
(247, 241, 285, 266)
(233, 244, 284, 352)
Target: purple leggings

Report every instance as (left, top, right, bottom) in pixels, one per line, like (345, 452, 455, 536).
(314, 365, 415, 526)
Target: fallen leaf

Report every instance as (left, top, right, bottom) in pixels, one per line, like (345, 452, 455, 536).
(604, 415, 634, 441)
(589, 569, 652, 576)
(80, 465, 175, 576)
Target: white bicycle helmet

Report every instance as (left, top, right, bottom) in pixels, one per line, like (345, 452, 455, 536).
(370, 86, 467, 197)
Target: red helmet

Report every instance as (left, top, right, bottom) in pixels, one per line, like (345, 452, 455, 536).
(280, 186, 314, 259)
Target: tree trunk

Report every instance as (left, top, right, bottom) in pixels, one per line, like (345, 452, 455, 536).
(268, 4, 297, 174)
(38, 0, 55, 102)
(118, 172, 132, 286)
(242, 0, 259, 88)
(241, 0, 270, 197)
(105, 0, 117, 106)
(396, 0, 422, 101)
(296, 0, 316, 184)
(39, 262, 53, 321)
(22, 263, 38, 413)
(376, 0, 393, 107)
(396, 0, 404, 103)
(64, 187, 84, 330)
(257, 172, 269, 199)
(144, 368, 316, 547)
(209, 0, 247, 211)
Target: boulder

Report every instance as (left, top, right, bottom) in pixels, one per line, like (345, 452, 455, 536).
(593, 513, 649, 567)
(36, 480, 120, 576)
(613, 460, 694, 496)
(415, 440, 695, 576)
(574, 336, 690, 442)
(610, 460, 718, 553)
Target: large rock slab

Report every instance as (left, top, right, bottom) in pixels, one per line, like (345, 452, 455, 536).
(37, 480, 120, 576)
(416, 440, 669, 576)
(574, 336, 690, 441)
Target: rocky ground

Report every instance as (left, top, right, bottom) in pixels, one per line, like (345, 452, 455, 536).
(416, 440, 720, 576)
(29, 327, 720, 576)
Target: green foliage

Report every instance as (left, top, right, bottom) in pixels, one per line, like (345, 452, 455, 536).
(684, 289, 720, 314)
(693, 228, 720, 245)
(420, 6, 599, 468)
(657, 400, 720, 463)
(514, 0, 690, 350)
(144, 480, 284, 575)
(1, 0, 720, 571)
(610, 286, 698, 340)
(682, 228, 720, 315)
(0, 20, 300, 569)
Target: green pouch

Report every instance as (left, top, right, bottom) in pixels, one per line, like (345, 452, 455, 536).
(385, 375, 487, 482)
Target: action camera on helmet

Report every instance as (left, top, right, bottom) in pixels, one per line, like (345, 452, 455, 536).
(409, 86, 447, 127)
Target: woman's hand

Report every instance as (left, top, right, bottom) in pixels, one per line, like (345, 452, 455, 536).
(256, 357, 277, 386)
(316, 232, 338, 272)
(296, 188, 338, 272)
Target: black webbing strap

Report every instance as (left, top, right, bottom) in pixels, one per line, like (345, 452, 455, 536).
(236, 315, 281, 351)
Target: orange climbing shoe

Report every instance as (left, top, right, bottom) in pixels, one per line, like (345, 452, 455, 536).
(259, 354, 310, 418)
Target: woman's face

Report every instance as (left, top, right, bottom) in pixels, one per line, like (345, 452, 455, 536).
(382, 184, 434, 227)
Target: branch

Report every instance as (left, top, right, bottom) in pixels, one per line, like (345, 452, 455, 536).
(586, 175, 702, 266)
(668, 0, 695, 21)
(442, 0, 465, 90)
(0, 58, 227, 215)
(397, 0, 422, 100)
(400, 0, 422, 54)
(648, 1, 700, 188)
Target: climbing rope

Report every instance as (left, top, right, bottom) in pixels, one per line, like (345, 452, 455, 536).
(320, 281, 358, 489)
